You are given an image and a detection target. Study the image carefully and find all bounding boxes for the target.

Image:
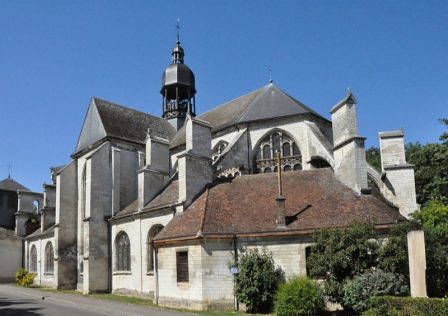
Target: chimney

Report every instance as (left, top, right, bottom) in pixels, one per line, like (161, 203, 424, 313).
(137, 130, 170, 211)
(331, 90, 369, 194)
(379, 130, 419, 217)
(177, 116, 213, 213)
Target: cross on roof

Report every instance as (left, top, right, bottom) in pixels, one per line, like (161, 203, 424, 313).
(175, 18, 181, 43)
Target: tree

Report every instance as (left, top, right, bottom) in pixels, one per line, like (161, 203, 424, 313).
(406, 142, 448, 205)
(235, 249, 281, 313)
(412, 201, 448, 297)
(306, 222, 380, 302)
(366, 147, 381, 171)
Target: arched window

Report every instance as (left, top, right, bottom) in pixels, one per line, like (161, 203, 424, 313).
(262, 145, 271, 160)
(30, 245, 37, 272)
(254, 131, 302, 173)
(45, 242, 54, 273)
(147, 225, 163, 272)
(116, 232, 131, 271)
(33, 200, 39, 215)
(283, 142, 291, 157)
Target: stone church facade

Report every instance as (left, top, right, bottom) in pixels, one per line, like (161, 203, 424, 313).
(9, 39, 419, 310)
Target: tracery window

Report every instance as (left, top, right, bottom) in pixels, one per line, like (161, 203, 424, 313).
(45, 242, 54, 273)
(30, 245, 37, 272)
(212, 141, 228, 163)
(254, 131, 302, 173)
(116, 232, 131, 271)
(147, 224, 163, 273)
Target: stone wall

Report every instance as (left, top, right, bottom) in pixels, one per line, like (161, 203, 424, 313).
(0, 228, 22, 282)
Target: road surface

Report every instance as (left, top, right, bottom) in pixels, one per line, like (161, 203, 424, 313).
(0, 284, 198, 316)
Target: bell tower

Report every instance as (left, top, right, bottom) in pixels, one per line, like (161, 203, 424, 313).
(161, 35, 196, 130)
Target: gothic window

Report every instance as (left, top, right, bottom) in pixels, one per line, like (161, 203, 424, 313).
(147, 224, 163, 273)
(283, 142, 291, 157)
(116, 232, 131, 271)
(262, 145, 270, 160)
(30, 245, 37, 272)
(176, 251, 189, 282)
(212, 141, 229, 163)
(45, 242, 54, 273)
(254, 131, 302, 173)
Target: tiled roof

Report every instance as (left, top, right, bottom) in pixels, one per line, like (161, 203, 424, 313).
(26, 225, 55, 239)
(170, 83, 328, 149)
(154, 169, 404, 243)
(0, 177, 30, 192)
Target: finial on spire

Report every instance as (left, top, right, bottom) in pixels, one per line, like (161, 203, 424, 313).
(175, 18, 181, 43)
(7, 163, 11, 178)
(268, 66, 273, 83)
(347, 86, 352, 95)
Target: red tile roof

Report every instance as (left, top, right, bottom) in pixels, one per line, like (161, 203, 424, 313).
(154, 169, 404, 244)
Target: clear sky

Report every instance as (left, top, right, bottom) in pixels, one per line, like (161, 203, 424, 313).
(1, 1, 447, 192)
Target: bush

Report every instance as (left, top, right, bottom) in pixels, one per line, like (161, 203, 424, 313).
(342, 270, 409, 313)
(235, 249, 281, 313)
(276, 277, 325, 316)
(15, 268, 35, 287)
(362, 296, 448, 316)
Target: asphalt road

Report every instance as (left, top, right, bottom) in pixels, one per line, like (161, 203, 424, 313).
(0, 284, 198, 316)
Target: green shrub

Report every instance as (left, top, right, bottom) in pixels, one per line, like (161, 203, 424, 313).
(342, 270, 408, 313)
(15, 268, 35, 287)
(362, 296, 448, 316)
(276, 277, 325, 316)
(235, 249, 281, 313)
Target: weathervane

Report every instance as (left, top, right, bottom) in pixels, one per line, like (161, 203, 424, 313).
(268, 66, 273, 83)
(7, 163, 12, 178)
(175, 18, 181, 43)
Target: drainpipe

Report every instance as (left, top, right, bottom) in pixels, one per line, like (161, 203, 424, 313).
(154, 245, 159, 305)
(104, 216, 112, 293)
(233, 234, 239, 311)
(139, 215, 143, 296)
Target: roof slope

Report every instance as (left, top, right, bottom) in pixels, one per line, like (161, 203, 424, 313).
(155, 169, 404, 242)
(74, 97, 176, 155)
(170, 83, 328, 148)
(0, 177, 29, 192)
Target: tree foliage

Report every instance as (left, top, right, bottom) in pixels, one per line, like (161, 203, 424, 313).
(412, 201, 448, 297)
(342, 270, 409, 313)
(307, 222, 412, 306)
(276, 277, 325, 316)
(235, 249, 281, 313)
(366, 147, 381, 171)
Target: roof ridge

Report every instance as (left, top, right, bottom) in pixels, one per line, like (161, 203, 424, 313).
(272, 87, 327, 120)
(92, 97, 164, 121)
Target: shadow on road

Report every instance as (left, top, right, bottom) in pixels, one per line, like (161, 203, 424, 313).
(0, 297, 43, 316)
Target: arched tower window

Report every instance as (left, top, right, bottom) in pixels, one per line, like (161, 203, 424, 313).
(147, 224, 164, 272)
(253, 131, 302, 173)
(45, 242, 54, 273)
(116, 232, 131, 271)
(30, 245, 37, 272)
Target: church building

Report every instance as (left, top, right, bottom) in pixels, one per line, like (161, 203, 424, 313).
(12, 38, 419, 310)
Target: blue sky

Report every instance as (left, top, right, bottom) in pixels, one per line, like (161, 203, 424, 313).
(1, 1, 447, 192)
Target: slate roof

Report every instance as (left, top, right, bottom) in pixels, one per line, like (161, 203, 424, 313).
(0, 177, 30, 192)
(154, 169, 405, 243)
(170, 83, 329, 149)
(113, 179, 179, 219)
(26, 225, 55, 239)
(94, 98, 176, 144)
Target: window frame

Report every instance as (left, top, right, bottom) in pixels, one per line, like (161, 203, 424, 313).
(176, 251, 189, 283)
(115, 232, 131, 272)
(45, 242, 54, 274)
